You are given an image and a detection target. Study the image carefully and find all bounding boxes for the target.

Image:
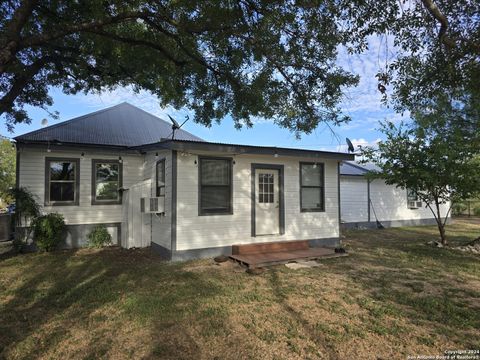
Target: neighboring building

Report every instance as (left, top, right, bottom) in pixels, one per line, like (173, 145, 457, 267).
(339, 162, 450, 228)
(14, 103, 354, 260)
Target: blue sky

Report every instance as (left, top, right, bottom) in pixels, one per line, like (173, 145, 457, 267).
(1, 37, 404, 152)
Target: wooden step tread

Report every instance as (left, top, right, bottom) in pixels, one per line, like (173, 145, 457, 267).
(232, 240, 309, 255)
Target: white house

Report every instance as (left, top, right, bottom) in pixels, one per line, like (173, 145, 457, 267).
(339, 162, 450, 228)
(15, 103, 354, 260)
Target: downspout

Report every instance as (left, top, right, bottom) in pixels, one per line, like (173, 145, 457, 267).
(337, 162, 341, 237)
(367, 178, 371, 223)
(170, 150, 177, 260)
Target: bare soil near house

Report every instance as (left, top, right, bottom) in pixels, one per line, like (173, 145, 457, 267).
(0, 218, 479, 359)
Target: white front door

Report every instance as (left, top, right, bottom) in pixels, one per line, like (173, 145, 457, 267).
(255, 169, 280, 235)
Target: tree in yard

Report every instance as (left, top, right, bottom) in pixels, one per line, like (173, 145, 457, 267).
(0, 1, 478, 135)
(0, 0, 359, 135)
(0, 138, 16, 207)
(361, 97, 480, 245)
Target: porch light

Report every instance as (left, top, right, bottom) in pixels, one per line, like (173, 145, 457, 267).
(274, 151, 279, 158)
(155, 152, 159, 160)
(81, 152, 85, 160)
(118, 156, 123, 163)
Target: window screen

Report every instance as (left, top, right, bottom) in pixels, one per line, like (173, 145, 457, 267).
(156, 159, 165, 197)
(199, 158, 232, 214)
(300, 163, 324, 211)
(46, 159, 79, 205)
(92, 160, 122, 204)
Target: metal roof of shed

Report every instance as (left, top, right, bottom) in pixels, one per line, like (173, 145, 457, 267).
(340, 162, 370, 176)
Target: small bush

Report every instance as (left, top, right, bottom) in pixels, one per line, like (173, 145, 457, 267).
(87, 225, 112, 248)
(33, 213, 65, 251)
(474, 206, 480, 216)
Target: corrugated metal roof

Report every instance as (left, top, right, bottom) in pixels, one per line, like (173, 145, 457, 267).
(15, 102, 203, 147)
(140, 139, 355, 160)
(340, 161, 370, 176)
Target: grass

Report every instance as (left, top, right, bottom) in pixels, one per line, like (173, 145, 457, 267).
(0, 218, 479, 359)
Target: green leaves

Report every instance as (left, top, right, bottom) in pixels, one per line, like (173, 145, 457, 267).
(0, 0, 357, 136)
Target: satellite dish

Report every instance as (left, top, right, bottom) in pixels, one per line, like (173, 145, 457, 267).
(168, 115, 180, 130)
(168, 115, 190, 140)
(346, 138, 355, 153)
(41, 118, 48, 127)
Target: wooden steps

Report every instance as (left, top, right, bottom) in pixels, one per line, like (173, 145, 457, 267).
(232, 240, 309, 255)
(230, 240, 347, 268)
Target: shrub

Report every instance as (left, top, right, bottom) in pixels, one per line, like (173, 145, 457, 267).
(87, 225, 112, 248)
(33, 213, 65, 251)
(8, 187, 41, 246)
(474, 206, 480, 216)
(452, 203, 467, 216)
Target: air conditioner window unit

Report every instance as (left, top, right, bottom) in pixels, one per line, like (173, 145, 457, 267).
(141, 197, 165, 214)
(408, 201, 420, 209)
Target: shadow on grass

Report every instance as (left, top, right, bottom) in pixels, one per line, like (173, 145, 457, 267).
(0, 249, 227, 359)
(336, 224, 480, 348)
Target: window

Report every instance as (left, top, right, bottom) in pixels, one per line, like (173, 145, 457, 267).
(407, 188, 422, 209)
(92, 160, 122, 204)
(300, 162, 324, 212)
(259, 173, 274, 203)
(199, 157, 233, 215)
(156, 159, 166, 197)
(45, 158, 79, 205)
(407, 188, 418, 202)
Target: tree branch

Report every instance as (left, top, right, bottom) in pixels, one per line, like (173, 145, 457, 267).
(85, 29, 187, 67)
(0, 0, 39, 73)
(20, 11, 147, 48)
(0, 57, 48, 116)
(420, 0, 456, 49)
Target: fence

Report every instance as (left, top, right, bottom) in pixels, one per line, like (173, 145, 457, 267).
(0, 214, 12, 241)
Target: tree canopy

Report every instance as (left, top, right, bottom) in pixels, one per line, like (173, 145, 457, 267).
(1, 0, 479, 134)
(0, 138, 15, 207)
(360, 99, 480, 244)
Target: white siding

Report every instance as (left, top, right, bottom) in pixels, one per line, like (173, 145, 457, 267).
(369, 180, 450, 222)
(339, 176, 450, 223)
(175, 153, 340, 251)
(18, 148, 143, 225)
(143, 150, 172, 249)
(340, 177, 369, 222)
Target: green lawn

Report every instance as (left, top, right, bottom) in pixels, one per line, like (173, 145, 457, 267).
(0, 219, 479, 360)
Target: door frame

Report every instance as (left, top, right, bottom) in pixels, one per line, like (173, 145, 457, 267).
(251, 163, 285, 237)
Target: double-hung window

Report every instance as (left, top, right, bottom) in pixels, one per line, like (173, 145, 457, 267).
(45, 158, 79, 205)
(156, 159, 166, 197)
(407, 188, 418, 202)
(199, 157, 233, 215)
(92, 160, 122, 204)
(300, 162, 325, 212)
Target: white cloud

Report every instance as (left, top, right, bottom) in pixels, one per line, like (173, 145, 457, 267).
(81, 86, 191, 121)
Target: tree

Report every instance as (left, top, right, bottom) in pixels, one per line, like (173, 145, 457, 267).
(0, 0, 359, 135)
(0, 138, 15, 207)
(1, 1, 478, 135)
(361, 100, 480, 245)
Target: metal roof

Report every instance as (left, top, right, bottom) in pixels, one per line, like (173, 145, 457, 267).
(15, 102, 203, 147)
(138, 139, 355, 161)
(340, 161, 370, 176)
